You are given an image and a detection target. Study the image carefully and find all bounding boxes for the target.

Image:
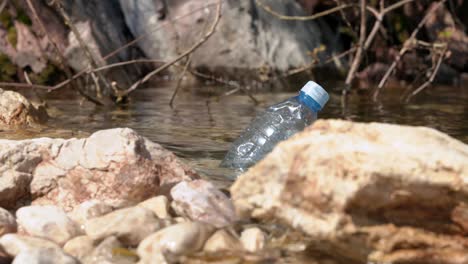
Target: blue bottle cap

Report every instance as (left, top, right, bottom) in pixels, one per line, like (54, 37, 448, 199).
(300, 81, 329, 111)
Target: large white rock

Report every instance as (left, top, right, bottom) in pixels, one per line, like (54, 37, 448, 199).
(0, 128, 198, 210)
(231, 119, 468, 263)
(16, 206, 81, 246)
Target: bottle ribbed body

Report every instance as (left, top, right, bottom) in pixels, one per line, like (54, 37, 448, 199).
(221, 96, 317, 172)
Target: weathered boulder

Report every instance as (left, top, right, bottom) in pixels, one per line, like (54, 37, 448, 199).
(119, 0, 339, 82)
(0, 128, 198, 210)
(60, 0, 148, 87)
(171, 179, 237, 228)
(231, 119, 468, 263)
(0, 89, 47, 129)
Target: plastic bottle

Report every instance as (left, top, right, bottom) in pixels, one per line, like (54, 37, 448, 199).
(220, 81, 329, 174)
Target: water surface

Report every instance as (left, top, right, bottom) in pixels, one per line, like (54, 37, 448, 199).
(2, 82, 467, 186)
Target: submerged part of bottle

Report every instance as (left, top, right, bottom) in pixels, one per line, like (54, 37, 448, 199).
(221, 81, 329, 174)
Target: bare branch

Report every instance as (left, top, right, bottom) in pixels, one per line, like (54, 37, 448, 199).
(169, 55, 192, 107)
(344, 0, 367, 91)
(256, 0, 355, 21)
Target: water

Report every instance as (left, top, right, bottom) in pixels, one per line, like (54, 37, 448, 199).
(2, 81, 468, 188)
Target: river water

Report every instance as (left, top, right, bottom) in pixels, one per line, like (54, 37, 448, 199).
(2, 81, 468, 186)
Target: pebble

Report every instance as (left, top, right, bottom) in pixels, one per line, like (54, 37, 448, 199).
(170, 180, 237, 228)
(0, 207, 16, 236)
(203, 229, 242, 252)
(16, 205, 81, 246)
(0, 234, 60, 257)
(12, 248, 78, 264)
(138, 196, 171, 219)
(68, 200, 113, 228)
(82, 236, 137, 264)
(240, 227, 266, 252)
(63, 236, 95, 260)
(84, 206, 165, 246)
(137, 221, 214, 261)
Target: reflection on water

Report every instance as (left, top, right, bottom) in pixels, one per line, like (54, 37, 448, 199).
(1, 82, 467, 186)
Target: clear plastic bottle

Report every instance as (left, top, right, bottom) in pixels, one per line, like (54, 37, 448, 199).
(221, 81, 329, 174)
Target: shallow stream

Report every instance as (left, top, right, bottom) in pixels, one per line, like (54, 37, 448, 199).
(2, 81, 467, 186)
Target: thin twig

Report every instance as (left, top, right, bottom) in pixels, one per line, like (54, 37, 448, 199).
(169, 55, 192, 107)
(344, 0, 367, 92)
(256, 0, 354, 21)
(189, 70, 259, 104)
(405, 45, 448, 102)
(281, 47, 356, 78)
(374, 0, 448, 100)
(121, 0, 222, 96)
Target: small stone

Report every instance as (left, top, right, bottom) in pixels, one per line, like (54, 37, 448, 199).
(170, 180, 237, 227)
(63, 236, 95, 260)
(138, 196, 171, 219)
(0, 234, 60, 257)
(203, 229, 242, 252)
(84, 206, 164, 246)
(16, 205, 81, 246)
(68, 200, 113, 228)
(137, 222, 214, 261)
(12, 248, 78, 264)
(82, 236, 138, 264)
(0, 207, 16, 236)
(240, 227, 266, 252)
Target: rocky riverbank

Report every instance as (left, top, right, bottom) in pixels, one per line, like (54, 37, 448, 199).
(0, 118, 466, 263)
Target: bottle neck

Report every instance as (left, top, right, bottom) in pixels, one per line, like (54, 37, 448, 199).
(298, 91, 322, 112)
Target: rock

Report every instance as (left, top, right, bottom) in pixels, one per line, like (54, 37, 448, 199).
(0, 207, 16, 236)
(0, 234, 60, 257)
(171, 180, 237, 227)
(82, 236, 138, 264)
(0, 128, 198, 210)
(231, 119, 468, 263)
(12, 248, 78, 264)
(137, 222, 214, 261)
(138, 196, 171, 219)
(84, 206, 164, 246)
(119, 0, 339, 82)
(68, 200, 113, 228)
(240, 228, 266, 252)
(63, 236, 95, 260)
(0, 89, 47, 129)
(203, 229, 242, 252)
(16, 205, 81, 246)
